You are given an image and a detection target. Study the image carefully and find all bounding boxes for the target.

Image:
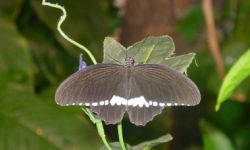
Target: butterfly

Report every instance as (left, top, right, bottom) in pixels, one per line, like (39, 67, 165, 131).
(55, 54, 201, 126)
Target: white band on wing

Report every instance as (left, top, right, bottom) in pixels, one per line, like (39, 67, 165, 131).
(58, 95, 188, 107)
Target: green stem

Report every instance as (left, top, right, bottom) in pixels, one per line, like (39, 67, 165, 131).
(42, 1, 111, 149)
(81, 108, 112, 150)
(96, 121, 112, 150)
(143, 147, 151, 150)
(117, 123, 126, 150)
(41, 0, 97, 64)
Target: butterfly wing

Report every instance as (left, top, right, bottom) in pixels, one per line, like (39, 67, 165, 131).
(55, 64, 127, 124)
(127, 64, 201, 125)
(56, 63, 200, 125)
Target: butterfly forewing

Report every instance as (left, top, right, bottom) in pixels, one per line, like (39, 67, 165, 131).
(132, 64, 200, 105)
(55, 64, 125, 105)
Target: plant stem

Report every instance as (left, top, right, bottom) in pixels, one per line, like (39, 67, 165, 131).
(143, 147, 151, 150)
(41, 0, 97, 64)
(202, 0, 224, 79)
(81, 108, 112, 150)
(118, 123, 126, 150)
(96, 121, 112, 150)
(42, 1, 111, 149)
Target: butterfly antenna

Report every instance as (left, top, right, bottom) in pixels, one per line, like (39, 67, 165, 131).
(79, 53, 87, 70)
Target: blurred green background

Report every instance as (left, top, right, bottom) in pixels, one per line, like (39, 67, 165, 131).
(0, 0, 250, 150)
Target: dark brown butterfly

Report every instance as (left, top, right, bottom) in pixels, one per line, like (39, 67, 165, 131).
(55, 55, 201, 126)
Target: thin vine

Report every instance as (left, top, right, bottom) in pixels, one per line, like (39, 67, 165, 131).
(41, 0, 97, 64)
(41, 0, 119, 149)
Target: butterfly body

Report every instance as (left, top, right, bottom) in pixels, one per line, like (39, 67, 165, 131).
(56, 57, 200, 125)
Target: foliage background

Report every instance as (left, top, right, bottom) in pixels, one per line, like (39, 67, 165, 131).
(0, 0, 250, 150)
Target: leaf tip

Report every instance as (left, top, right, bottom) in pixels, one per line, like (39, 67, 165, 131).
(215, 104, 220, 111)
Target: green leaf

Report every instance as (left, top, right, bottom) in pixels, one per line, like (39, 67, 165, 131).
(127, 35, 175, 64)
(0, 116, 58, 150)
(0, 92, 100, 150)
(0, 15, 33, 94)
(103, 37, 126, 64)
(0, 16, 100, 150)
(99, 142, 133, 150)
(163, 53, 195, 73)
(216, 49, 250, 110)
(99, 134, 172, 150)
(200, 120, 235, 150)
(133, 134, 173, 150)
(102, 36, 195, 74)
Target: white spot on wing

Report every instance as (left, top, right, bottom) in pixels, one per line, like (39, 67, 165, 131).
(128, 96, 149, 107)
(159, 103, 165, 107)
(92, 102, 98, 106)
(167, 103, 172, 106)
(100, 101, 105, 105)
(105, 100, 109, 105)
(110, 95, 127, 106)
(81, 95, 175, 108)
(153, 101, 158, 106)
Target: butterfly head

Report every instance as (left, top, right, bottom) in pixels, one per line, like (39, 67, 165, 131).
(125, 56, 135, 66)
